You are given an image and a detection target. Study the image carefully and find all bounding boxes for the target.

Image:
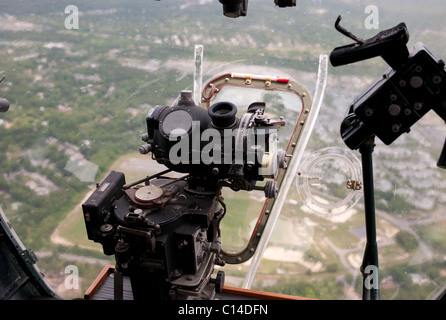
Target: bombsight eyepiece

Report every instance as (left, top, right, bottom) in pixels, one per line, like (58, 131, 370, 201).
(208, 101, 237, 128)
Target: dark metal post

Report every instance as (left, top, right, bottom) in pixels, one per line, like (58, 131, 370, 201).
(114, 267, 124, 300)
(359, 139, 380, 300)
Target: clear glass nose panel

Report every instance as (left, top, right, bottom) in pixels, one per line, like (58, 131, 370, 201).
(201, 72, 312, 262)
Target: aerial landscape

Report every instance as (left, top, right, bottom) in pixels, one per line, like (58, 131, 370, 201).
(1, 0, 446, 300)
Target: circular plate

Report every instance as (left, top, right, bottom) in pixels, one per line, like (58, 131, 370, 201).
(135, 185, 163, 203)
(296, 147, 363, 216)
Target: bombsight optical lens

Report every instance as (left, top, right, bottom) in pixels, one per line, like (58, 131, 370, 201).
(161, 109, 193, 136)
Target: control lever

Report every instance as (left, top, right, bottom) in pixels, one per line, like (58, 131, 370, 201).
(330, 15, 410, 70)
(331, 16, 446, 169)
